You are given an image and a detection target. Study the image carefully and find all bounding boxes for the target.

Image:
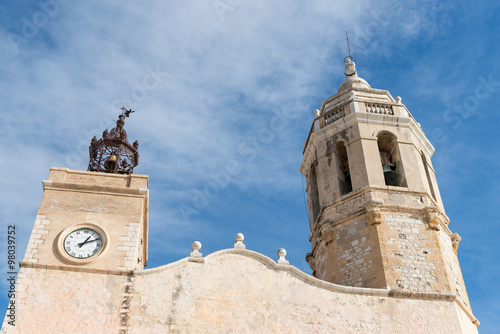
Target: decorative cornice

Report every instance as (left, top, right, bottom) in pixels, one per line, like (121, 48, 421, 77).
(19, 261, 136, 276)
(308, 187, 450, 238)
(42, 180, 149, 197)
(49, 167, 149, 180)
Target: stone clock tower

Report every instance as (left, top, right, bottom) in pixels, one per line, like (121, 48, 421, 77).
(25, 166, 149, 272)
(301, 58, 472, 310)
(22, 109, 149, 272)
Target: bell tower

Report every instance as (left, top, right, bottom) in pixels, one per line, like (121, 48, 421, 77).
(301, 58, 473, 311)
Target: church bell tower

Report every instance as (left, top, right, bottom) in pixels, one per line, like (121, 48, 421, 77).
(301, 58, 472, 311)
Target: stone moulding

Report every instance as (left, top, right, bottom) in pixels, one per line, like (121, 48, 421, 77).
(42, 180, 149, 197)
(308, 187, 450, 239)
(47, 167, 149, 188)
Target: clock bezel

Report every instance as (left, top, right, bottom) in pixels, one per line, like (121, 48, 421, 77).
(57, 223, 108, 265)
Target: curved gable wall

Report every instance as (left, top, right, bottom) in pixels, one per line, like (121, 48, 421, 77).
(7, 250, 476, 333)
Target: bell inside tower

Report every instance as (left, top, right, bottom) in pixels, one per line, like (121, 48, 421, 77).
(377, 131, 407, 187)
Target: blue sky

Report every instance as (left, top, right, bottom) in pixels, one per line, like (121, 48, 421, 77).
(0, 1, 498, 332)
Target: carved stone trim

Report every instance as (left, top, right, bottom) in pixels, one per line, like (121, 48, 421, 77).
(365, 201, 384, 225)
(425, 207, 442, 231)
(319, 224, 336, 244)
(366, 210, 383, 225)
(452, 233, 461, 254)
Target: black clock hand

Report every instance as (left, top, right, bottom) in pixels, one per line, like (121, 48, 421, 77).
(79, 237, 102, 247)
(78, 236, 91, 248)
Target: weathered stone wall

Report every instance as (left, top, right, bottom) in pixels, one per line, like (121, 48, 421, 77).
(3, 266, 126, 333)
(307, 185, 465, 297)
(314, 217, 383, 288)
(334, 219, 373, 287)
(2, 250, 478, 333)
(379, 214, 448, 292)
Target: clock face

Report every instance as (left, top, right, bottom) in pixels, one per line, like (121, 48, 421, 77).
(63, 228, 103, 259)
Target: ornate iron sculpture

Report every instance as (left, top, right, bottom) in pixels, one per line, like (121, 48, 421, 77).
(88, 107, 139, 174)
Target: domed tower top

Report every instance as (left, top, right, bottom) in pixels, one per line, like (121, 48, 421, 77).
(88, 107, 139, 174)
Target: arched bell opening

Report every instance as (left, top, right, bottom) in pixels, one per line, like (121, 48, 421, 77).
(377, 131, 407, 187)
(335, 141, 352, 195)
(308, 164, 321, 228)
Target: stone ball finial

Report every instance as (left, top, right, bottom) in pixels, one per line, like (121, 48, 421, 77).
(190, 241, 202, 258)
(192, 241, 202, 251)
(395, 96, 402, 104)
(277, 248, 289, 264)
(234, 233, 246, 249)
(314, 109, 321, 117)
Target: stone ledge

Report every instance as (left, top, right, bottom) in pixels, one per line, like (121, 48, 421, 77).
(455, 297, 480, 327)
(19, 261, 135, 276)
(42, 180, 148, 197)
(49, 167, 148, 182)
(388, 289, 455, 301)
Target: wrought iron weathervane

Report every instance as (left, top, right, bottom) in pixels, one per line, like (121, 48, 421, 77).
(88, 107, 139, 175)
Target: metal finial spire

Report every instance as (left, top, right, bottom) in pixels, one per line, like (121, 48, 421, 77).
(120, 106, 135, 118)
(87, 107, 140, 175)
(344, 30, 353, 63)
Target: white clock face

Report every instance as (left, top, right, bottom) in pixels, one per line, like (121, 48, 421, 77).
(64, 228, 103, 259)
